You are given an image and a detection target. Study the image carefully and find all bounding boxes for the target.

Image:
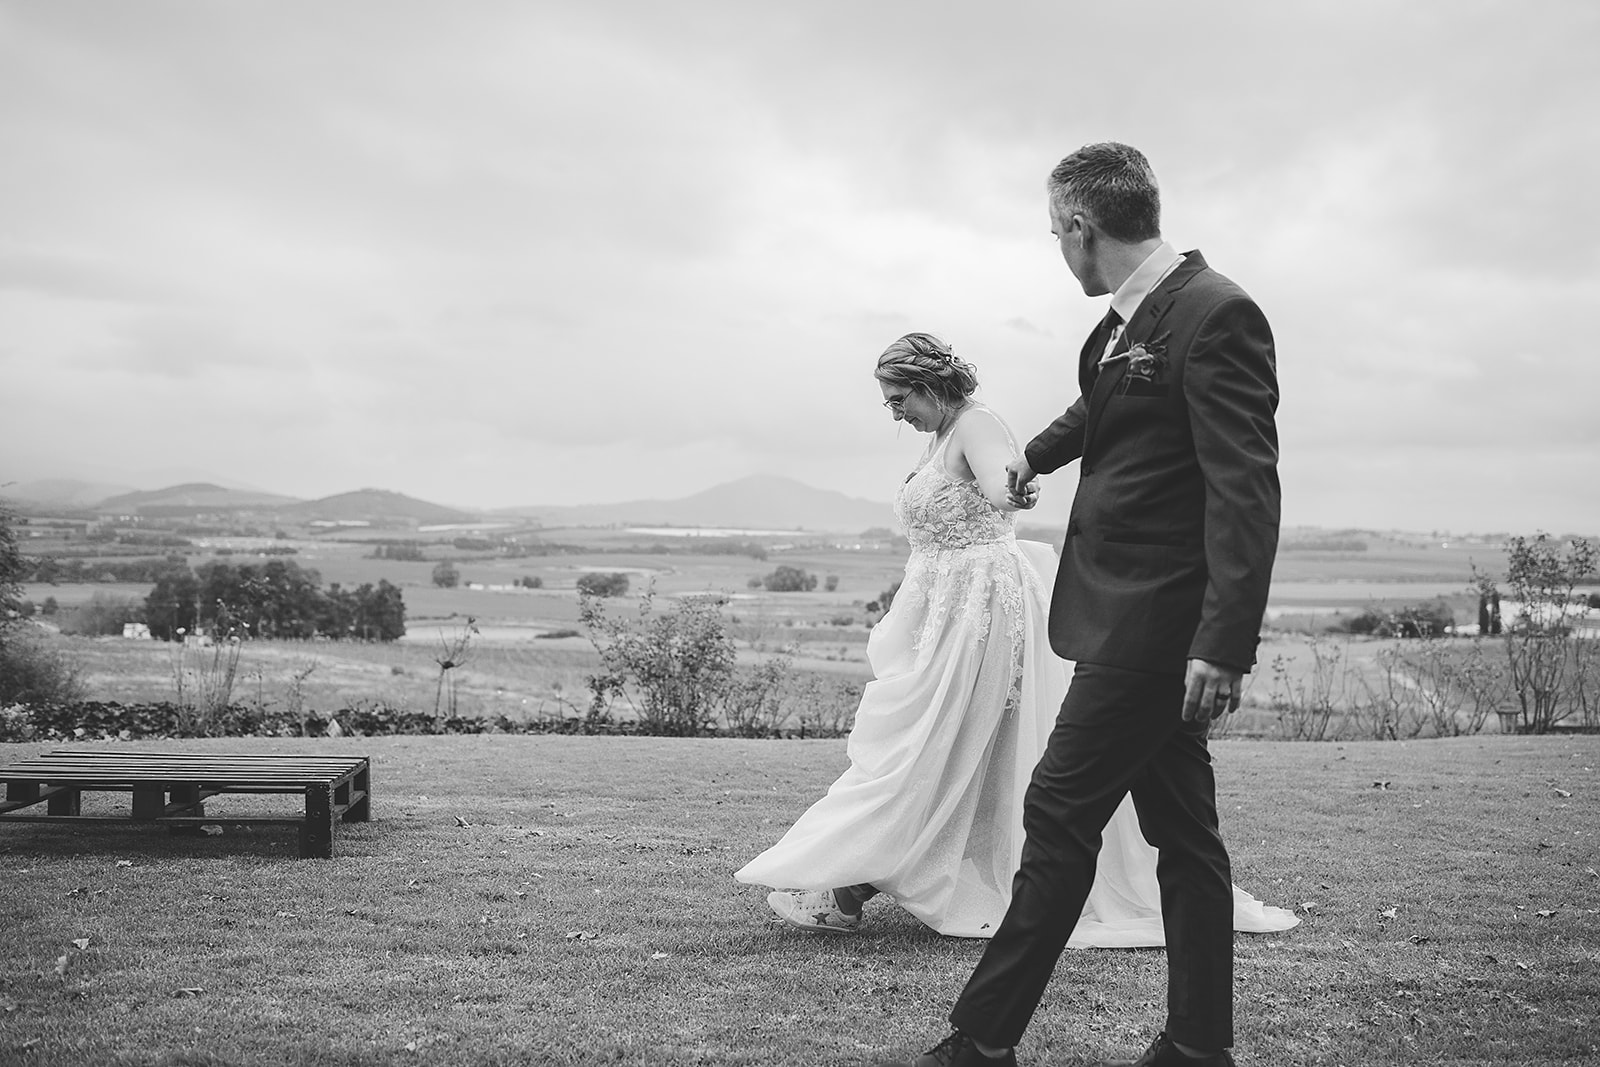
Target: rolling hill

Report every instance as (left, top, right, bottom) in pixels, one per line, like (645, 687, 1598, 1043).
(96, 482, 301, 513)
(272, 489, 478, 526)
(498, 475, 894, 533)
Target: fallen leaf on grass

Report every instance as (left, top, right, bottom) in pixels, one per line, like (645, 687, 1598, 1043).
(454, 815, 471, 828)
(650, 952, 670, 960)
(275, 912, 297, 919)
(1536, 910, 1556, 917)
(1380, 908, 1398, 920)
(1298, 901, 1318, 913)
(1553, 787, 1572, 798)
(565, 930, 595, 941)
(71, 938, 90, 950)
(1407, 934, 1430, 945)
(172, 987, 204, 998)
(53, 955, 68, 977)
(202, 826, 223, 836)
(115, 860, 133, 868)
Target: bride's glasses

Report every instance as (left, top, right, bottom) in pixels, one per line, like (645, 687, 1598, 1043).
(882, 394, 907, 411)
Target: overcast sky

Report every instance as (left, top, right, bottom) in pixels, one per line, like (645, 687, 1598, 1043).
(2, 1, 1596, 534)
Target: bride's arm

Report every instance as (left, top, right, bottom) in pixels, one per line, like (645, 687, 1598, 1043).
(955, 408, 1028, 512)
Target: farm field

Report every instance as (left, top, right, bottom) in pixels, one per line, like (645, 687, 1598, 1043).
(19, 526, 1584, 736)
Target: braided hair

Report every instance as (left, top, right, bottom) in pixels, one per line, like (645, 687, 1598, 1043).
(874, 332, 979, 408)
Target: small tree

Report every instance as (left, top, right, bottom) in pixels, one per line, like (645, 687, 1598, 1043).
(761, 565, 817, 592)
(1479, 534, 1598, 733)
(431, 561, 461, 588)
(432, 616, 478, 723)
(824, 574, 839, 592)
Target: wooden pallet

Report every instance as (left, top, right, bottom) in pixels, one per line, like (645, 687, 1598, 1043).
(0, 749, 372, 859)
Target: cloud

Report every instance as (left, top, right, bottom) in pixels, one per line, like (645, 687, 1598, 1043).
(0, 1, 1596, 533)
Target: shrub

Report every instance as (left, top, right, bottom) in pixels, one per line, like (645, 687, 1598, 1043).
(373, 542, 425, 561)
(760, 565, 817, 592)
(1338, 601, 1453, 638)
(878, 579, 903, 612)
(576, 572, 630, 597)
(824, 574, 839, 592)
(519, 575, 544, 589)
(0, 633, 87, 707)
(580, 588, 734, 735)
(431, 561, 461, 588)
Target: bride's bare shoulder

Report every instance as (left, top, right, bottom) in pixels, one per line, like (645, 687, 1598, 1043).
(957, 404, 1017, 445)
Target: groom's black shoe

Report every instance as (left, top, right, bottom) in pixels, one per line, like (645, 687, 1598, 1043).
(1098, 1031, 1235, 1067)
(877, 1029, 1017, 1067)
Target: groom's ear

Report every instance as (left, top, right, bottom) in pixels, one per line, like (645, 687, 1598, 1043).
(1074, 215, 1093, 248)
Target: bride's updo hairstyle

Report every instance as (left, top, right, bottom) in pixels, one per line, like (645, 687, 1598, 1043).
(875, 332, 979, 408)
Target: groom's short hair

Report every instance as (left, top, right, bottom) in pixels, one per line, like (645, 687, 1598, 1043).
(1048, 143, 1161, 244)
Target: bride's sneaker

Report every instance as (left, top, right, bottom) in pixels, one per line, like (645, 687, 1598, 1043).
(766, 888, 861, 933)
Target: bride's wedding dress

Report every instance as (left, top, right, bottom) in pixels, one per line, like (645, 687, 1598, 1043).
(736, 408, 1298, 943)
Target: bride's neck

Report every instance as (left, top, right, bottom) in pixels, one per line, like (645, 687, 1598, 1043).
(934, 401, 969, 439)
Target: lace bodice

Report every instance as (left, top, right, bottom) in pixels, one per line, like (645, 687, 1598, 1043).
(889, 408, 1028, 661)
(893, 416, 1016, 552)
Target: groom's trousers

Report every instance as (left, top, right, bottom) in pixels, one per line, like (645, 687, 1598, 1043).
(948, 662, 1235, 1052)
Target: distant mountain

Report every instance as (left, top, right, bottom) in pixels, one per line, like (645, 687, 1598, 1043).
(274, 488, 477, 526)
(1, 477, 135, 509)
(498, 475, 894, 533)
(96, 482, 302, 514)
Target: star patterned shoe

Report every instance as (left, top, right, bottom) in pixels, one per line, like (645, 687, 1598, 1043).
(765, 888, 862, 933)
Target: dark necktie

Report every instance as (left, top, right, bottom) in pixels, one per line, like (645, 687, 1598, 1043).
(1090, 308, 1123, 378)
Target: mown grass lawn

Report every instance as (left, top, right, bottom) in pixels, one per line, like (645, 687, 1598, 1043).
(1, 735, 1596, 1066)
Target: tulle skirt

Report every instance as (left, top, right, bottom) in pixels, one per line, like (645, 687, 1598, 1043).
(735, 539, 1298, 944)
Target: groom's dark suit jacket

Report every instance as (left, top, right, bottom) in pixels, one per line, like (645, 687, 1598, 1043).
(1023, 250, 1280, 676)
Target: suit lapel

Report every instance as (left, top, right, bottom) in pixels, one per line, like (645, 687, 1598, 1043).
(1082, 251, 1208, 457)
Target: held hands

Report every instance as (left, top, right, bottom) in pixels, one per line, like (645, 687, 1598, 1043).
(1183, 658, 1243, 726)
(1005, 456, 1038, 510)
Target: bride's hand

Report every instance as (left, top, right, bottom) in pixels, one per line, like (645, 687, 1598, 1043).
(1008, 482, 1039, 510)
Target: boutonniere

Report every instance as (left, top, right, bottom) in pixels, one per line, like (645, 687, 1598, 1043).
(1100, 330, 1172, 387)
(1125, 333, 1170, 381)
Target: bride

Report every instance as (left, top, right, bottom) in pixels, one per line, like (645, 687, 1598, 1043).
(734, 332, 1297, 945)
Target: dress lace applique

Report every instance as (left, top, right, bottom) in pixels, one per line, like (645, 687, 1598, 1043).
(892, 418, 1025, 692)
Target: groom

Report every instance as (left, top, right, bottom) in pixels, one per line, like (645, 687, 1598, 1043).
(881, 143, 1280, 1067)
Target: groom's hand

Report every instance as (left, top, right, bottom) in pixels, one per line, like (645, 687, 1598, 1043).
(1183, 658, 1243, 725)
(1005, 456, 1037, 508)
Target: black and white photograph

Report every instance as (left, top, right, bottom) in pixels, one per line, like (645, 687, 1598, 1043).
(2, 2, 1597, 1065)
